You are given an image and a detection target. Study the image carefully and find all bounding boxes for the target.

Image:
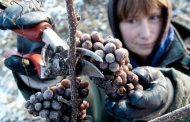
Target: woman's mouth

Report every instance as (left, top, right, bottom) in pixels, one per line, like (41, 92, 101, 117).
(139, 43, 154, 48)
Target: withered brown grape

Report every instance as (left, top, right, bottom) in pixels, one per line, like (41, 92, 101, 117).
(82, 40, 93, 50)
(91, 31, 101, 42)
(114, 48, 129, 62)
(80, 33, 91, 43)
(104, 42, 116, 53)
(93, 42, 104, 50)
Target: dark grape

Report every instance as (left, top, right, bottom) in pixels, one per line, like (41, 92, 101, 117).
(43, 101, 51, 109)
(43, 89, 54, 100)
(51, 100, 62, 110)
(49, 111, 60, 120)
(64, 88, 71, 99)
(79, 80, 89, 89)
(79, 89, 89, 98)
(28, 104, 35, 112)
(62, 115, 70, 122)
(56, 85, 65, 95)
(34, 102, 42, 111)
(25, 100, 30, 109)
(29, 95, 37, 104)
(35, 92, 44, 102)
(39, 109, 49, 118)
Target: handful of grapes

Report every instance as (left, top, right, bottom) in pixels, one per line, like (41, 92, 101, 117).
(25, 78, 89, 122)
(76, 31, 144, 99)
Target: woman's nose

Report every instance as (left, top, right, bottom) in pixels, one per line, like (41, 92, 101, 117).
(139, 20, 151, 40)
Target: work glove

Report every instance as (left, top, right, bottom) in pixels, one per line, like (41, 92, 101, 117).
(0, 2, 58, 91)
(0, 1, 52, 75)
(105, 66, 174, 121)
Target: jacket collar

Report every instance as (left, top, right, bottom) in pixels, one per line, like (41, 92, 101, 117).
(160, 28, 186, 66)
(151, 25, 174, 66)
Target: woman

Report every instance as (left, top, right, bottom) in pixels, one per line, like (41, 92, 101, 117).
(105, 0, 190, 121)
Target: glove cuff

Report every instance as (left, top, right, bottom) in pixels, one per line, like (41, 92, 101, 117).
(139, 77, 174, 121)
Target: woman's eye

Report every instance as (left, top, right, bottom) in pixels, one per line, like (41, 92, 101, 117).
(150, 15, 162, 22)
(126, 19, 137, 24)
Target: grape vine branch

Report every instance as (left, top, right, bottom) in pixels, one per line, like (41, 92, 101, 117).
(65, 0, 78, 122)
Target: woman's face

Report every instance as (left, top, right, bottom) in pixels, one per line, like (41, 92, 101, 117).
(119, 8, 163, 59)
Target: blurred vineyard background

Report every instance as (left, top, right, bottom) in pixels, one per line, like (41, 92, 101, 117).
(0, 0, 190, 121)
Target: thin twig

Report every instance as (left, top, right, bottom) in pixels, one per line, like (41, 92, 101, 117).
(149, 104, 190, 122)
(65, 0, 78, 122)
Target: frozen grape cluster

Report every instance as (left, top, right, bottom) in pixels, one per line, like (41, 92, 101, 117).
(76, 30, 143, 99)
(25, 78, 90, 122)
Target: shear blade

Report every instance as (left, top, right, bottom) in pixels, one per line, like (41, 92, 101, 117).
(77, 59, 104, 78)
(76, 48, 103, 63)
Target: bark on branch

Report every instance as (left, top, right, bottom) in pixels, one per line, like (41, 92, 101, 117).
(149, 104, 190, 122)
(65, 0, 78, 122)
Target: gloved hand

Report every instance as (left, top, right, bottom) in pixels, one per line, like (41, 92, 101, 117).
(0, 2, 59, 92)
(105, 66, 174, 121)
(1, 1, 53, 72)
